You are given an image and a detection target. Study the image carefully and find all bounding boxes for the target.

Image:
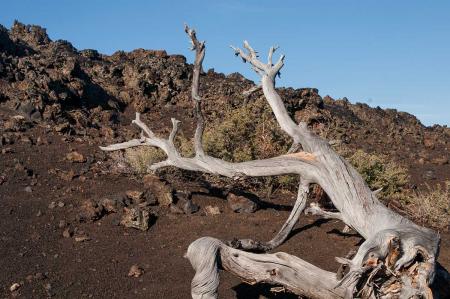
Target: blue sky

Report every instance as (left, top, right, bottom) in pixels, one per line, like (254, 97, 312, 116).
(1, 1, 449, 126)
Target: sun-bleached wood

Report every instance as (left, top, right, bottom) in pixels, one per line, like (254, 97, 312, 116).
(101, 26, 449, 298)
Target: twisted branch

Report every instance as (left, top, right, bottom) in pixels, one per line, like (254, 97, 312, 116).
(100, 26, 445, 298)
(185, 24, 206, 157)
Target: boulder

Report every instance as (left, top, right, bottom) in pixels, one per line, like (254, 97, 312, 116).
(143, 175, 173, 206)
(120, 207, 153, 231)
(227, 193, 258, 213)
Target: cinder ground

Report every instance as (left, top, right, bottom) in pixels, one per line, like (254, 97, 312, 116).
(0, 118, 449, 299)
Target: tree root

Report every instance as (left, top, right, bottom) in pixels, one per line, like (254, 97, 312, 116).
(187, 227, 443, 299)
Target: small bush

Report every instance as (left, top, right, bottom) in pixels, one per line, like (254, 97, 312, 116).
(346, 149, 409, 200)
(175, 134, 195, 158)
(201, 99, 296, 191)
(202, 99, 291, 162)
(123, 102, 409, 198)
(406, 182, 450, 230)
(125, 147, 166, 174)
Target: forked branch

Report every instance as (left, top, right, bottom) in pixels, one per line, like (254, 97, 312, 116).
(100, 26, 447, 298)
(184, 24, 206, 157)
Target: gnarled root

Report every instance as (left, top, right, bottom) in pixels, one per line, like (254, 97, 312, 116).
(187, 225, 442, 299)
(337, 227, 440, 298)
(186, 237, 347, 299)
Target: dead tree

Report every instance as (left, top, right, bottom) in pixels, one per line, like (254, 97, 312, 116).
(101, 26, 449, 298)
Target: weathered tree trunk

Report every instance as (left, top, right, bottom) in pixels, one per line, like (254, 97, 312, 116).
(101, 26, 449, 298)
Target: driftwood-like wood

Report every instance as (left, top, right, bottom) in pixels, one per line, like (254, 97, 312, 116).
(101, 26, 450, 298)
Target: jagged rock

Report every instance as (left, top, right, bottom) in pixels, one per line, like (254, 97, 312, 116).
(59, 169, 76, 181)
(128, 265, 144, 277)
(169, 204, 184, 215)
(9, 283, 20, 292)
(181, 199, 200, 215)
(99, 194, 127, 213)
(125, 190, 144, 203)
(62, 228, 72, 238)
(54, 122, 70, 133)
(143, 175, 173, 206)
(120, 207, 153, 231)
(78, 199, 105, 222)
(142, 189, 158, 206)
(74, 234, 90, 242)
(16, 101, 41, 121)
(0, 22, 444, 161)
(171, 191, 199, 215)
(227, 193, 258, 213)
(10, 21, 50, 48)
(80, 49, 100, 60)
(66, 151, 86, 163)
(204, 205, 221, 216)
(3, 115, 31, 132)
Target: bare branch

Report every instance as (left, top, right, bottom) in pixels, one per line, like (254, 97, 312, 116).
(287, 142, 301, 154)
(101, 114, 321, 179)
(168, 118, 181, 145)
(132, 112, 155, 138)
(243, 40, 257, 57)
(148, 160, 172, 172)
(99, 138, 148, 151)
(372, 187, 383, 196)
(231, 41, 313, 148)
(185, 24, 206, 157)
(231, 45, 267, 76)
(186, 237, 347, 299)
(229, 180, 309, 251)
(268, 45, 278, 65)
(304, 202, 344, 221)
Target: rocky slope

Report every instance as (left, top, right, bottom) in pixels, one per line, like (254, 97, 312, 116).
(1, 21, 449, 186)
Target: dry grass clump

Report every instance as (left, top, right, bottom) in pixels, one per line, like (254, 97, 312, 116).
(125, 147, 166, 174)
(406, 182, 450, 230)
(175, 134, 195, 158)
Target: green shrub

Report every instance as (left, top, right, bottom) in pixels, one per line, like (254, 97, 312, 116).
(124, 101, 410, 198)
(183, 102, 411, 195)
(346, 149, 409, 200)
(202, 99, 291, 162)
(201, 100, 297, 191)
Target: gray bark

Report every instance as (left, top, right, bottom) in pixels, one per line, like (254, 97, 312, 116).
(101, 26, 449, 298)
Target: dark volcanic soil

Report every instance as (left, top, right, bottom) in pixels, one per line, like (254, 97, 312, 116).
(0, 114, 450, 299)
